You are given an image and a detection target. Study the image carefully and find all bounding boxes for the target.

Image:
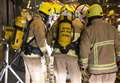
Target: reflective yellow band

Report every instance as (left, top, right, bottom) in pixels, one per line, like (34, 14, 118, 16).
(91, 44, 94, 48)
(93, 40, 114, 64)
(95, 40, 114, 46)
(117, 52, 120, 56)
(41, 46, 47, 53)
(94, 44, 97, 64)
(67, 50, 77, 57)
(117, 54, 120, 57)
(90, 65, 117, 70)
(91, 62, 116, 67)
(81, 58, 88, 64)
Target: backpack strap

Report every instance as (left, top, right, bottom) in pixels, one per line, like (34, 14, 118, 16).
(21, 19, 33, 50)
(22, 19, 43, 56)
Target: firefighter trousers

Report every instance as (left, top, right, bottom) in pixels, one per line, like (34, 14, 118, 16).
(23, 53, 47, 83)
(89, 73, 116, 83)
(54, 54, 82, 83)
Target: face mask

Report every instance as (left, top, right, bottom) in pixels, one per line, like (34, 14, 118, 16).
(117, 25, 120, 31)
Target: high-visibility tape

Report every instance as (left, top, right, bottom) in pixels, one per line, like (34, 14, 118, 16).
(93, 40, 114, 64)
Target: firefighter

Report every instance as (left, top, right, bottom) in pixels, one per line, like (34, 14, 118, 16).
(22, 2, 63, 83)
(21, 4, 55, 83)
(74, 4, 90, 82)
(107, 9, 116, 26)
(47, 1, 87, 82)
(39, 1, 63, 83)
(20, 9, 47, 83)
(79, 4, 120, 83)
(74, 4, 89, 31)
(75, 4, 89, 17)
(116, 18, 120, 80)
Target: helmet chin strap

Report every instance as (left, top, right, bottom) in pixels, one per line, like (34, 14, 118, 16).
(39, 12, 49, 24)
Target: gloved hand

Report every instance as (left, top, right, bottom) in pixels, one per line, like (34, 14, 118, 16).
(24, 48, 31, 55)
(79, 62, 90, 83)
(23, 45, 32, 55)
(80, 66, 90, 83)
(44, 54, 50, 65)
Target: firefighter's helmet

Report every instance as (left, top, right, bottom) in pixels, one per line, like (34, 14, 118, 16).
(60, 4, 75, 21)
(53, 3, 63, 14)
(75, 4, 89, 17)
(60, 4, 75, 14)
(108, 10, 115, 17)
(39, 2, 55, 15)
(86, 4, 103, 18)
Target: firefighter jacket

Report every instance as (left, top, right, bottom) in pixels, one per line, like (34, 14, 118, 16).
(27, 15, 47, 54)
(79, 18, 120, 74)
(47, 18, 84, 57)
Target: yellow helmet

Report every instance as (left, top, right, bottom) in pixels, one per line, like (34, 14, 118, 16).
(61, 4, 75, 13)
(15, 16, 27, 28)
(39, 2, 55, 15)
(60, 4, 74, 21)
(53, 3, 63, 14)
(86, 4, 103, 18)
(108, 10, 115, 16)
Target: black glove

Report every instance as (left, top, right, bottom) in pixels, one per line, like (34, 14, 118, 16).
(24, 49, 31, 55)
(23, 45, 32, 55)
(80, 67, 90, 83)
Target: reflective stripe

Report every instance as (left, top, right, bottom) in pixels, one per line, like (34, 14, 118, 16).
(41, 46, 47, 53)
(73, 33, 80, 42)
(117, 52, 120, 56)
(91, 62, 116, 67)
(95, 40, 114, 46)
(93, 40, 114, 64)
(27, 36, 34, 43)
(81, 58, 88, 64)
(67, 49, 77, 57)
(91, 44, 94, 48)
(90, 65, 117, 70)
(117, 55, 120, 57)
(94, 44, 97, 64)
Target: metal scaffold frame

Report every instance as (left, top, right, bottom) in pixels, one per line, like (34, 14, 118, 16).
(0, 41, 24, 83)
